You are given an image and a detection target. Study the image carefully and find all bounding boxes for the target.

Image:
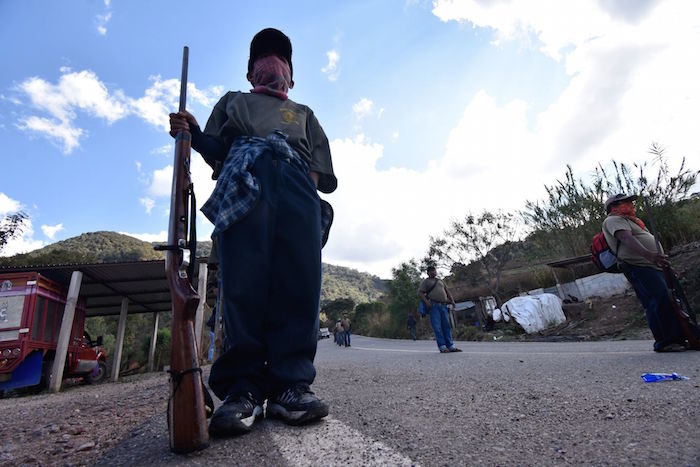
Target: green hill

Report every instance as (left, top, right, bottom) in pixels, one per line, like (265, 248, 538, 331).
(0, 231, 386, 305)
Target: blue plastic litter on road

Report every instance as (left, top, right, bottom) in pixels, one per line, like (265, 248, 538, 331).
(641, 372, 689, 383)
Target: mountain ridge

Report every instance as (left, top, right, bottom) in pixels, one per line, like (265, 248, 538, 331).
(0, 231, 387, 305)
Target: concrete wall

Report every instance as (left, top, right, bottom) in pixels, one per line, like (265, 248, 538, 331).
(575, 272, 630, 299)
(529, 272, 630, 301)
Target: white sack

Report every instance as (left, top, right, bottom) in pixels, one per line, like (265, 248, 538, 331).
(492, 308, 502, 322)
(501, 294, 565, 334)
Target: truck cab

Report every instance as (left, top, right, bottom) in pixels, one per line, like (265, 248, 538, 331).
(0, 272, 107, 394)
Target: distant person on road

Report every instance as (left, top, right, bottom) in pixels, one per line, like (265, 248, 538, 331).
(407, 314, 417, 340)
(334, 320, 344, 346)
(418, 266, 461, 353)
(169, 28, 336, 437)
(602, 193, 685, 352)
(341, 313, 351, 347)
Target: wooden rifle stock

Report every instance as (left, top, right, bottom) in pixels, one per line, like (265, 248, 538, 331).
(165, 46, 209, 453)
(642, 197, 700, 349)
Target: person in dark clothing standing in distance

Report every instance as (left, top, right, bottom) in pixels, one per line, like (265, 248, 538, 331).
(418, 266, 461, 353)
(602, 193, 685, 352)
(169, 28, 337, 437)
(407, 314, 417, 340)
(341, 313, 351, 347)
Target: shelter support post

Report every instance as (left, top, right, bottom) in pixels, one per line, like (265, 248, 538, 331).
(194, 262, 207, 353)
(111, 297, 129, 382)
(50, 270, 83, 393)
(551, 268, 565, 300)
(148, 311, 159, 372)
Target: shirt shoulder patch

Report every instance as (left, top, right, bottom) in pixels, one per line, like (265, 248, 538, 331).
(280, 108, 300, 125)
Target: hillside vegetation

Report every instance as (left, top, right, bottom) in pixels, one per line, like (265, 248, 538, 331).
(0, 231, 387, 306)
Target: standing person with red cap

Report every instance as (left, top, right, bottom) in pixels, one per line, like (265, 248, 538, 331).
(169, 28, 337, 437)
(602, 193, 685, 352)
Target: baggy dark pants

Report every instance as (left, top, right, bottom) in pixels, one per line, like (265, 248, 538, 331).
(208, 150, 321, 402)
(622, 264, 683, 350)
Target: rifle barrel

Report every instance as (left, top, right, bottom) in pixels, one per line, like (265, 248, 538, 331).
(179, 46, 189, 112)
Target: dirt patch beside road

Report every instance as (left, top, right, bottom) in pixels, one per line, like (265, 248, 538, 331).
(0, 373, 169, 466)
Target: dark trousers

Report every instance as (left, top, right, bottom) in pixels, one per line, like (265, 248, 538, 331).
(208, 150, 321, 402)
(622, 264, 682, 350)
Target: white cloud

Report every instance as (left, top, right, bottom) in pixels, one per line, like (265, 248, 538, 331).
(151, 143, 173, 156)
(96, 12, 112, 35)
(146, 150, 217, 221)
(352, 98, 374, 120)
(432, 0, 622, 60)
(330, 0, 700, 277)
(96, 0, 112, 35)
(0, 218, 44, 257)
(119, 230, 168, 243)
(41, 223, 64, 239)
(16, 116, 83, 154)
(149, 165, 173, 197)
(0, 193, 22, 215)
(324, 92, 544, 277)
(0, 193, 44, 256)
(321, 49, 340, 81)
(14, 70, 221, 153)
(140, 197, 155, 214)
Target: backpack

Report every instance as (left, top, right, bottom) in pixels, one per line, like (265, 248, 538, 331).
(591, 231, 622, 273)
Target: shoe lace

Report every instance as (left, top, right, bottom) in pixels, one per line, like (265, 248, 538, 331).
(279, 383, 313, 403)
(224, 391, 256, 410)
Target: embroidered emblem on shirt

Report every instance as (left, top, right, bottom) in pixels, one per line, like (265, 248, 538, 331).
(280, 108, 299, 125)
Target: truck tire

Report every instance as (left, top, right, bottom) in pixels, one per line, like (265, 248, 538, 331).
(85, 360, 107, 384)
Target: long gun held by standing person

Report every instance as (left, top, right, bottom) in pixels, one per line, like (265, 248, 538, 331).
(642, 196, 700, 350)
(155, 46, 210, 453)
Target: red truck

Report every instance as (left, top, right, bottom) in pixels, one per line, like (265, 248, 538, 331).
(0, 272, 107, 394)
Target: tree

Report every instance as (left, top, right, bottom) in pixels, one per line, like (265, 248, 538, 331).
(0, 211, 28, 253)
(321, 298, 356, 324)
(388, 260, 422, 317)
(426, 210, 518, 304)
(523, 145, 700, 256)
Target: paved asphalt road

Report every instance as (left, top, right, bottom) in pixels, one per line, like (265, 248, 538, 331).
(98, 336, 700, 466)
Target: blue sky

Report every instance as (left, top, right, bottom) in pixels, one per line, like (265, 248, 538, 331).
(2, 0, 699, 278)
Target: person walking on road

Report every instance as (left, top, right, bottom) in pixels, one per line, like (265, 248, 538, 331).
(341, 313, 351, 347)
(334, 320, 344, 346)
(169, 28, 337, 437)
(407, 314, 417, 340)
(602, 193, 686, 352)
(418, 266, 461, 353)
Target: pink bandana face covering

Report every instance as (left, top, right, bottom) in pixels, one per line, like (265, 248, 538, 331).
(250, 55, 291, 100)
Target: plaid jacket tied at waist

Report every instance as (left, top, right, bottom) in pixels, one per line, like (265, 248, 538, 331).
(201, 131, 333, 247)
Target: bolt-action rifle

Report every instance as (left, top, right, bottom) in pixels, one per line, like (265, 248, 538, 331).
(643, 196, 700, 350)
(156, 46, 210, 453)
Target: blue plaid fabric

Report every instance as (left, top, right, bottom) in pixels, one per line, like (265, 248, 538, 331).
(201, 131, 333, 246)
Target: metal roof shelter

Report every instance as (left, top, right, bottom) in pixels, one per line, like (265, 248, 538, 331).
(546, 254, 594, 301)
(0, 258, 215, 316)
(0, 258, 215, 391)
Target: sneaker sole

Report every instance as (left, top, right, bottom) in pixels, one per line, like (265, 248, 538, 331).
(209, 405, 263, 437)
(266, 402, 329, 426)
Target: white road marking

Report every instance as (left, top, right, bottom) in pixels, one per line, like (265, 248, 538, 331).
(348, 345, 646, 355)
(350, 346, 428, 353)
(267, 416, 418, 466)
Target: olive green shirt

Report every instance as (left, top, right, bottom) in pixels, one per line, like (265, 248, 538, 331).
(418, 278, 449, 303)
(203, 91, 337, 194)
(602, 215, 663, 269)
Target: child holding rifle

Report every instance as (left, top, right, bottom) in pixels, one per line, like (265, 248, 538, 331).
(169, 28, 337, 437)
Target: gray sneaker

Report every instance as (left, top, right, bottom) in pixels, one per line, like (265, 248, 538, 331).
(266, 383, 329, 426)
(209, 392, 263, 437)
